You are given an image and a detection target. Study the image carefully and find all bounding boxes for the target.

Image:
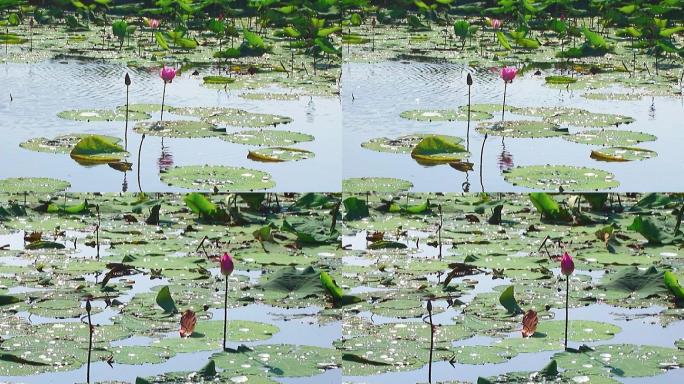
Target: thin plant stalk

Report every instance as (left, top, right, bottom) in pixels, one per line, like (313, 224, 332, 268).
(427, 299, 434, 383)
(466, 74, 472, 150)
(160, 82, 167, 121)
(564, 276, 569, 350)
(95, 205, 100, 259)
(501, 82, 507, 121)
(223, 276, 229, 351)
(86, 299, 93, 384)
(137, 134, 145, 193)
(479, 133, 488, 192)
(437, 205, 443, 259)
(124, 73, 130, 150)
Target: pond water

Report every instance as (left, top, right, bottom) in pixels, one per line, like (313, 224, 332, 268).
(342, 60, 684, 192)
(1, 60, 341, 192)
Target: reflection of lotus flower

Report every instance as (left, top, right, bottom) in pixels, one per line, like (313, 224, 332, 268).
(498, 148, 514, 171)
(220, 252, 234, 276)
(160, 66, 176, 83)
(158, 146, 174, 172)
(180, 310, 197, 338)
(560, 252, 574, 276)
(500, 67, 517, 83)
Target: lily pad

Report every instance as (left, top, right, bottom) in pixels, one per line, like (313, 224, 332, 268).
(563, 130, 657, 146)
(342, 178, 413, 193)
(58, 109, 150, 122)
(169, 107, 293, 128)
(69, 136, 128, 164)
(134, 120, 222, 138)
(582, 93, 643, 101)
(247, 147, 315, 162)
(503, 165, 619, 191)
(20, 134, 121, 154)
(477, 120, 567, 138)
(543, 110, 634, 128)
(361, 134, 463, 154)
(212, 345, 339, 377)
(240, 93, 301, 101)
(157, 320, 279, 353)
(590, 147, 657, 162)
(0, 177, 70, 193)
(545, 75, 578, 84)
(160, 165, 275, 191)
(554, 344, 684, 378)
(221, 130, 314, 146)
(117, 103, 165, 114)
(400, 109, 492, 122)
(410, 135, 469, 164)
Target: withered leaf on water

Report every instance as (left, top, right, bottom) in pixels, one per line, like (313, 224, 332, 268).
(522, 309, 538, 338)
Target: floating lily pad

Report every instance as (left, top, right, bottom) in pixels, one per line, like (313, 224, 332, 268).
(20, 134, 121, 154)
(157, 320, 279, 353)
(563, 130, 657, 146)
(0, 177, 70, 193)
(460, 103, 514, 114)
(543, 110, 634, 128)
(591, 147, 657, 162)
(169, 107, 293, 128)
(503, 165, 619, 191)
(410, 136, 469, 164)
(69, 136, 128, 165)
(582, 93, 643, 101)
(134, 120, 222, 138)
(248, 147, 314, 162)
(160, 165, 275, 191)
(400, 109, 492, 122)
(361, 134, 463, 154)
(342, 177, 413, 193)
(476, 120, 567, 138)
(212, 345, 339, 377)
(117, 103, 165, 113)
(554, 344, 684, 378)
(203, 76, 236, 85)
(240, 93, 300, 101)
(58, 109, 150, 122)
(220, 130, 314, 146)
(510, 106, 587, 118)
(545, 75, 578, 84)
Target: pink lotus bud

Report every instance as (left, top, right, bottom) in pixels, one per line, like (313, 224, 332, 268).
(491, 19, 502, 29)
(145, 18, 160, 29)
(160, 66, 176, 83)
(220, 252, 234, 276)
(500, 66, 517, 83)
(560, 252, 575, 276)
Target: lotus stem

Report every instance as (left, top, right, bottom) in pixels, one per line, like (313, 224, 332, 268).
(223, 275, 229, 351)
(137, 134, 145, 193)
(437, 205, 443, 259)
(564, 276, 569, 350)
(86, 299, 92, 384)
(427, 299, 434, 383)
(95, 205, 100, 259)
(160, 82, 167, 121)
(479, 133, 488, 192)
(466, 83, 472, 150)
(501, 81, 507, 121)
(125, 85, 129, 151)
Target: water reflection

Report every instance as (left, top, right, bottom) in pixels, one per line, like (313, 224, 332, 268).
(498, 142, 514, 172)
(158, 143, 174, 172)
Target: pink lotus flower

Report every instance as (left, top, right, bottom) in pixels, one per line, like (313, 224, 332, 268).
(560, 252, 574, 276)
(220, 252, 234, 276)
(145, 18, 160, 29)
(160, 66, 176, 83)
(500, 66, 517, 83)
(489, 18, 502, 29)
